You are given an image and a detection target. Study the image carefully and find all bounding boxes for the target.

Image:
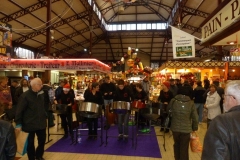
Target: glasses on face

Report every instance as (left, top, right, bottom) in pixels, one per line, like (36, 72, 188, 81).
(36, 84, 43, 87)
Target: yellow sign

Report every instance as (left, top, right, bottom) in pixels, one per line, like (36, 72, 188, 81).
(201, 0, 240, 42)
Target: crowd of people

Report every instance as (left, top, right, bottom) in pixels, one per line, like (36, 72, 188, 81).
(1, 75, 240, 160)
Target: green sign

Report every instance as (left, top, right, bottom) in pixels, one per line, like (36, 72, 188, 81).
(176, 46, 192, 57)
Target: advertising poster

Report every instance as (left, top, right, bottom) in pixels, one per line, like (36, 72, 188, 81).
(171, 26, 195, 59)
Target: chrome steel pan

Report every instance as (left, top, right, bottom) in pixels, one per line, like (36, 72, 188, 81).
(111, 101, 130, 110)
(78, 102, 100, 113)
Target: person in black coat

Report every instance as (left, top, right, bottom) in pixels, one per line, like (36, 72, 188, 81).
(158, 81, 174, 133)
(193, 81, 206, 124)
(134, 83, 148, 129)
(54, 83, 75, 139)
(100, 76, 116, 108)
(15, 78, 47, 160)
(42, 80, 55, 127)
(84, 82, 103, 139)
(177, 80, 193, 99)
(15, 78, 29, 105)
(113, 79, 134, 140)
(0, 119, 16, 160)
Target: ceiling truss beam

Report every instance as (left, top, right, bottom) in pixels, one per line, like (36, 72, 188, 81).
(52, 34, 106, 55)
(13, 10, 89, 44)
(37, 24, 99, 51)
(0, 0, 60, 23)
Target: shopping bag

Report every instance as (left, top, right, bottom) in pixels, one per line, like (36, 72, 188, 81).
(190, 132, 203, 153)
(15, 130, 29, 155)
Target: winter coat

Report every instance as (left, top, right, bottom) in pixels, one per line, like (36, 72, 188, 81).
(202, 105, 240, 160)
(0, 120, 16, 160)
(15, 89, 47, 132)
(205, 91, 221, 120)
(193, 86, 206, 103)
(168, 94, 198, 133)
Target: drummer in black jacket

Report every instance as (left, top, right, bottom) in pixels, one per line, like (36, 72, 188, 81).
(113, 79, 134, 140)
(84, 82, 103, 139)
(134, 83, 148, 129)
(54, 84, 75, 140)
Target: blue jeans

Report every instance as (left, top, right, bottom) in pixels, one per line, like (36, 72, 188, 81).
(117, 113, 130, 135)
(195, 103, 204, 122)
(104, 99, 113, 106)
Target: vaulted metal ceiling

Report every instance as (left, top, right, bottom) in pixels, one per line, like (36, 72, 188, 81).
(0, 0, 230, 64)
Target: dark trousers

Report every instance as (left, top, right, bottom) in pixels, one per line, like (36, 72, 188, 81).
(172, 131, 190, 160)
(60, 113, 73, 136)
(27, 128, 46, 160)
(160, 112, 168, 127)
(87, 118, 98, 136)
(207, 118, 212, 128)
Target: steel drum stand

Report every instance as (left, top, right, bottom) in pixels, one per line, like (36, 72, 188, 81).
(74, 112, 104, 146)
(134, 103, 166, 151)
(105, 109, 134, 148)
(45, 111, 65, 144)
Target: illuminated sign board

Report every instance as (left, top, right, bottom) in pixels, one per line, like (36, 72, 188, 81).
(0, 59, 111, 73)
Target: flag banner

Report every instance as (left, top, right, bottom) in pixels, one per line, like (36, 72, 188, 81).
(171, 26, 195, 59)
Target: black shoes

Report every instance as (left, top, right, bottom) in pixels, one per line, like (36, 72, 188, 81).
(123, 135, 128, 141)
(160, 128, 164, 132)
(118, 134, 123, 140)
(62, 135, 68, 139)
(165, 129, 169, 133)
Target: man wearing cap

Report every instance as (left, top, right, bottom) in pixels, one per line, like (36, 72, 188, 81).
(54, 84, 75, 140)
(158, 81, 173, 133)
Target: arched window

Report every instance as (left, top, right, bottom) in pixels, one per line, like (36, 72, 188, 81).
(15, 47, 34, 59)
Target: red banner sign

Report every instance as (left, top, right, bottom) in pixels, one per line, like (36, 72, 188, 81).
(0, 59, 110, 72)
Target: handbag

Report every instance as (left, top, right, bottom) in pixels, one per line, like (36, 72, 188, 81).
(164, 110, 171, 128)
(190, 132, 203, 153)
(15, 130, 29, 155)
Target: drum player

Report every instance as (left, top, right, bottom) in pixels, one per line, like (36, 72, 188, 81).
(84, 82, 103, 140)
(54, 84, 75, 140)
(134, 83, 148, 131)
(113, 79, 134, 140)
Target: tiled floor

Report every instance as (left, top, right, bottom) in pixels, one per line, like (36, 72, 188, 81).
(17, 114, 206, 160)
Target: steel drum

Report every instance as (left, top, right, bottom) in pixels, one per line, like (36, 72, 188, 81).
(51, 104, 68, 114)
(111, 101, 130, 110)
(78, 102, 101, 118)
(131, 101, 146, 109)
(110, 101, 130, 114)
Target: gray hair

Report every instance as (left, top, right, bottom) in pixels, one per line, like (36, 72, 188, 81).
(225, 80, 240, 104)
(30, 78, 42, 86)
